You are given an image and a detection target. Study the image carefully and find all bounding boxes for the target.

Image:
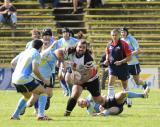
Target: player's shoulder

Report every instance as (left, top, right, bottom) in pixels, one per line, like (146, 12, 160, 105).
(120, 40, 130, 47)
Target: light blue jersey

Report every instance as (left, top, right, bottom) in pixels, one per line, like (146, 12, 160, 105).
(12, 48, 41, 85)
(121, 35, 139, 65)
(25, 40, 33, 50)
(26, 38, 57, 74)
(32, 46, 58, 81)
(50, 37, 55, 44)
(86, 95, 100, 115)
(26, 37, 54, 50)
(56, 37, 78, 49)
(56, 37, 78, 60)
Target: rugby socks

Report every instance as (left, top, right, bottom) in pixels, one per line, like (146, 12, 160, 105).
(34, 100, 39, 110)
(12, 97, 27, 118)
(67, 83, 72, 96)
(45, 97, 51, 110)
(64, 98, 77, 116)
(127, 91, 144, 98)
(66, 97, 77, 111)
(142, 82, 148, 90)
(38, 94, 47, 117)
(108, 85, 114, 99)
(61, 79, 66, 85)
(123, 87, 132, 107)
(61, 79, 70, 96)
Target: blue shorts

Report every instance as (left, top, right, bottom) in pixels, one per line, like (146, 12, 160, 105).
(13, 80, 40, 93)
(109, 64, 130, 81)
(128, 64, 141, 75)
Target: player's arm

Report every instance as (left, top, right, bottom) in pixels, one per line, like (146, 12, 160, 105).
(46, 40, 58, 51)
(114, 42, 132, 66)
(32, 54, 50, 85)
(104, 47, 109, 66)
(131, 37, 141, 55)
(54, 48, 66, 62)
(32, 62, 50, 85)
(40, 41, 58, 58)
(11, 54, 20, 68)
(92, 109, 110, 117)
(132, 48, 140, 56)
(119, 54, 131, 65)
(0, 9, 8, 14)
(9, 7, 17, 14)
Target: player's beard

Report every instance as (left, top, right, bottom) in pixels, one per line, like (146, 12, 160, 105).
(75, 51, 84, 58)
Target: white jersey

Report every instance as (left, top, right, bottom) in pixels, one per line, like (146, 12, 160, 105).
(68, 52, 98, 82)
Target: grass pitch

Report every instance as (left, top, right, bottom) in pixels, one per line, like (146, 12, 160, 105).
(0, 88, 160, 127)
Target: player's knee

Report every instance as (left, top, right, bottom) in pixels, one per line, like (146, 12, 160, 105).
(120, 91, 127, 98)
(134, 80, 139, 85)
(65, 73, 71, 84)
(47, 92, 53, 97)
(27, 101, 34, 107)
(93, 96, 104, 105)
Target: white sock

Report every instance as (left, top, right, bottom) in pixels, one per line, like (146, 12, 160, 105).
(108, 85, 114, 99)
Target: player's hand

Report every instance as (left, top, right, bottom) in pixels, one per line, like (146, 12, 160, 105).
(4, 10, 8, 14)
(70, 71, 83, 85)
(114, 61, 122, 66)
(103, 60, 109, 66)
(92, 112, 105, 116)
(43, 79, 50, 86)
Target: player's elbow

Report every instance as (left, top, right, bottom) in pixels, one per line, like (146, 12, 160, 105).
(137, 49, 141, 54)
(11, 59, 16, 68)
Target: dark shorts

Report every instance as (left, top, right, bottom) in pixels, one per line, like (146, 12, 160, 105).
(82, 78, 101, 97)
(109, 64, 130, 81)
(13, 80, 40, 93)
(50, 73, 55, 88)
(128, 64, 141, 75)
(106, 97, 125, 115)
(36, 77, 54, 88)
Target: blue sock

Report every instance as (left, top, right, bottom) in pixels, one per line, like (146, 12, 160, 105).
(34, 100, 39, 109)
(61, 79, 69, 95)
(67, 83, 72, 96)
(61, 79, 66, 85)
(38, 95, 47, 117)
(12, 97, 27, 118)
(127, 91, 144, 98)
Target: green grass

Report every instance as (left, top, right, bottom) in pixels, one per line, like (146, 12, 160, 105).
(0, 88, 160, 127)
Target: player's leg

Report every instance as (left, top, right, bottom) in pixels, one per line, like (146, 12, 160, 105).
(130, 64, 148, 89)
(64, 85, 83, 116)
(44, 87, 53, 110)
(133, 74, 148, 89)
(121, 79, 132, 107)
(11, 93, 31, 120)
(59, 68, 71, 96)
(107, 75, 116, 99)
(29, 81, 52, 120)
(11, 82, 34, 120)
(115, 89, 150, 105)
